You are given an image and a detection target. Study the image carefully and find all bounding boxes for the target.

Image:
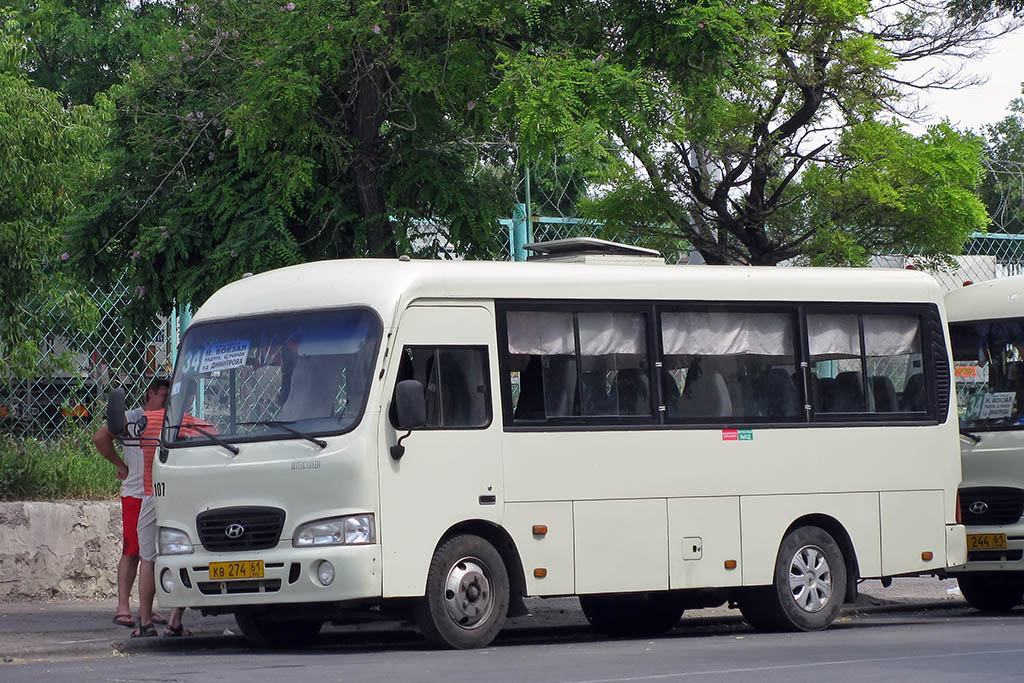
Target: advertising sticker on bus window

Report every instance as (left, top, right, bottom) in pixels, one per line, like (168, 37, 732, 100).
(198, 340, 251, 373)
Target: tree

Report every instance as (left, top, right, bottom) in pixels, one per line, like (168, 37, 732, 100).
(69, 0, 527, 325)
(496, 0, 1005, 265)
(0, 15, 106, 381)
(980, 98, 1024, 233)
(947, 0, 1024, 19)
(8, 0, 177, 105)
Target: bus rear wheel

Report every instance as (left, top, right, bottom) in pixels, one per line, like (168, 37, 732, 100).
(957, 574, 1024, 612)
(234, 611, 323, 649)
(579, 593, 684, 636)
(415, 534, 509, 649)
(740, 525, 847, 632)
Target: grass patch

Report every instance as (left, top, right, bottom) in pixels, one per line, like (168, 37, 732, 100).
(0, 425, 120, 500)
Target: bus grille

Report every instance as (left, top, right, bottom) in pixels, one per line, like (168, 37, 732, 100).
(968, 550, 1024, 562)
(197, 579, 282, 595)
(196, 506, 285, 551)
(959, 488, 1024, 526)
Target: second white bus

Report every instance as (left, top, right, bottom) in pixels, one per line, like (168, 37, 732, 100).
(946, 275, 1024, 611)
(149, 243, 965, 648)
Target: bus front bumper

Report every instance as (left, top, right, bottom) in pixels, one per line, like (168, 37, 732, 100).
(945, 523, 1024, 575)
(155, 543, 382, 609)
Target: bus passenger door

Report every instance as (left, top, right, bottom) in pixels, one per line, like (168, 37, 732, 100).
(378, 304, 503, 598)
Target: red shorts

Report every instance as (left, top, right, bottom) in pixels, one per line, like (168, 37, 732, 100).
(121, 496, 143, 556)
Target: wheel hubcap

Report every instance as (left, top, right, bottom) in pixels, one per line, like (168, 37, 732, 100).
(443, 556, 494, 630)
(788, 544, 833, 613)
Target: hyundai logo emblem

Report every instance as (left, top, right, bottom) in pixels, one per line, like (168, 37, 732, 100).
(225, 523, 246, 539)
(968, 501, 989, 515)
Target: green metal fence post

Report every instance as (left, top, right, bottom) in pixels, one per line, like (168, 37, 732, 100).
(512, 203, 529, 262)
(175, 305, 205, 418)
(170, 304, 179, 369)
(524, 166, 533, 244)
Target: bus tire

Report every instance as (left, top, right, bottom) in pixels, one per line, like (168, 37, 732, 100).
(741, 525, 846, 632)
(234, 612, 323, 649)
(415, 534, 509, 649)
(957, 574, 1024, 612)
(579, 593, 684, 636)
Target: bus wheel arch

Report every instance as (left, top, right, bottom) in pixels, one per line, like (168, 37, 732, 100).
(784, 514, 860, 604)
(434, 520, 529, 618)
(415, 531, 511, 649)
(740, 518, 853, 632)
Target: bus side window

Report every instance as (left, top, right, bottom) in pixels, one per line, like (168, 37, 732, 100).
(505, 309, 650, 421)
(390, 347, 490, 429)
(808, 312, 923, 416)
(661, 309, 798, 423)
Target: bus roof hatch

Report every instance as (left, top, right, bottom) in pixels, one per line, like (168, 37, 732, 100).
(523, 238, 664, 265)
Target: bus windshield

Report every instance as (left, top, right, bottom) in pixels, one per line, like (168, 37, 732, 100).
(950, 318, 1024, 431)
(165, 308, 381, 446)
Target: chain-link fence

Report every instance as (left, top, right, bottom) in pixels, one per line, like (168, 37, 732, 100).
(1, 280, 175, 440)
(8, 207, 1024, 441)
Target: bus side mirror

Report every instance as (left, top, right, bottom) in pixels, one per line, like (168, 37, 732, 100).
(394, 379, 426, 431)
(391, 380, 426, 460)
(107, 388, 127, 436)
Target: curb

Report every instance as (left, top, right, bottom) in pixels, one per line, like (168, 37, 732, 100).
(1, 638, 125, 662)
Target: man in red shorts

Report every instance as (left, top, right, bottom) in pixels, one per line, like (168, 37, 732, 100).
(133, 381, 211, 637)
(93, 378, 169, 628)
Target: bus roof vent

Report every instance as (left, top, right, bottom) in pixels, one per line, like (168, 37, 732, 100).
(523, 237, 664, 265)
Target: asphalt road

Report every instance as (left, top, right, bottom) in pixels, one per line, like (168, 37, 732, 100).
(5, 604, 1024, 682)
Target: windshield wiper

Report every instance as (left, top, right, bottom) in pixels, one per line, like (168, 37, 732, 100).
(183, 424, 240, 455)
(960, 429, 982, 444)
(239, 420, 327, 449)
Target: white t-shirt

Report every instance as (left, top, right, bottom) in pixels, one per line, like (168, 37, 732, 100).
(120, 407, 145, 498)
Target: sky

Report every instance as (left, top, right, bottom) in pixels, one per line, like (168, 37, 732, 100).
(901, 27, 1024, 134)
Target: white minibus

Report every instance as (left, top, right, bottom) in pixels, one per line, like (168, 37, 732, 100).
(147, 240, 965, 648)
(945, 275, 1024, 611)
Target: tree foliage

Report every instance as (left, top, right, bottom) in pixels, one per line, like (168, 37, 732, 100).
(9, 0, 176, 105)
(947, 0, 1024, 19)
(496, 0, 997, 265)
(69, 0, 526, 326)
(0, 12, 106, 381)
(981, 98, 1024, 233)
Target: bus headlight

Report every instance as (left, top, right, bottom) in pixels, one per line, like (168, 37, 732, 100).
(293, 514, 375, 547)
(158, 527, 194, 555)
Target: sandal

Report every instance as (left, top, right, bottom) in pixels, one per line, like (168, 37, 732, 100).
(151, 612, 169, 626)
(131, 622, 157, 638)
(113, 613, 135, 628)
(163, 624, 193, 637)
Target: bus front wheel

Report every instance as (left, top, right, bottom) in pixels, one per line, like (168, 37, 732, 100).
(579, 593, 684, 636)
(957, 574, 1024, 612)
(415, 534, 510, 649)
(740, 525, 847, 632)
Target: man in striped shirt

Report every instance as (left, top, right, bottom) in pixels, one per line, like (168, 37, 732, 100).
(92, 378, 170, 629)
(133, 395, 212, 638)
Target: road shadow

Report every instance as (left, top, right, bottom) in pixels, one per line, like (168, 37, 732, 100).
(116, 604, 983, 658)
